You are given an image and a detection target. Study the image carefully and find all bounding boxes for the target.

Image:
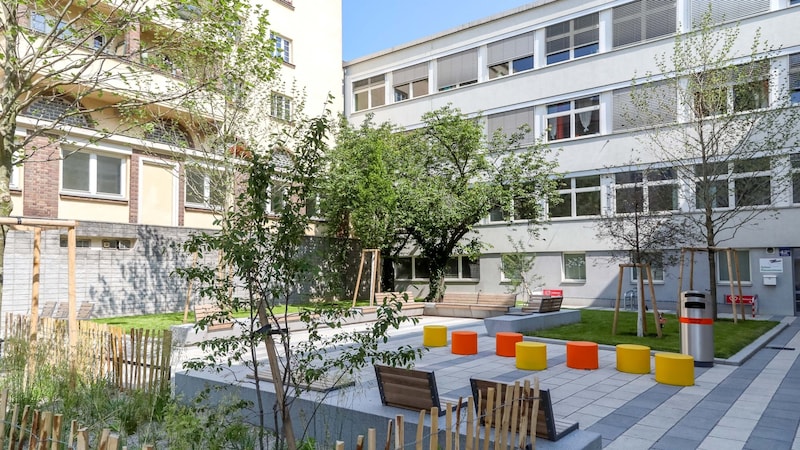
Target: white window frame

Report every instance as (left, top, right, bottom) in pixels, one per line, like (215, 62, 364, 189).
(270, 93, 292, 121)
(353, 75, 386, 111)
(791, 154, 800, 204)
(267, 182, 287, 215)
(545, 13, 599, 65)
(394, 256, 479, 281)
(789, 53, 800, 104)
(694, 158, 772, 210)
(549, 175, 602, 218)
(185, 166, 225, 209)
(693, 64, 770, 118)
(9, 165, 19, 190)
(61, 149, 126, 199)
(630, 257, 666, 283)
(270, 33, 291, 64)
(546, 95, 601, 141)
(716, 249, 752, 284)
(562, 253, 587, 282)
(393, 63, 429, 102)
(30, 12, 68, 36)
(614, 168, 679, 214)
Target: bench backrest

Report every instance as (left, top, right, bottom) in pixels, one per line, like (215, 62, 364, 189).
(374, 364, 445, 415)
(476, 293, 517, 306)
(470, 377, 554, 440)
(194, 304, 234, 331)
(442, 293, 479, 304)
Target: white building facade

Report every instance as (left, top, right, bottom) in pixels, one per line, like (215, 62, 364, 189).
(343, 0, 800, 315)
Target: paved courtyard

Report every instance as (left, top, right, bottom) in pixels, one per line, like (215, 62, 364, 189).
(174, 312, 800, 449)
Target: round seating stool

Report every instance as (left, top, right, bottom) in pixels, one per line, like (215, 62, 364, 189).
(496, 332, 523, 357)
(423, 325, 447, 347)
(566, 341, 599, 369)
(451, 331, 478, 355)
(655, 352, 694, 386)
(516, 342, 547, 370)
(616, 344, 651, 374)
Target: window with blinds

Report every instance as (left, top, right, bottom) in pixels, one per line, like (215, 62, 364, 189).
(487, 32, 534, 79)
(613, 82, 676, 131)
(613, 0, 676, 48)
(353, 75, 386, 111)
(487, 108, 535, 144)
(437, 49, 478, 91)
(790, 53, 800, 104)
(393, 63, 429, 102)
(546, 13, 599, 65)
(690, 0, 769, 26)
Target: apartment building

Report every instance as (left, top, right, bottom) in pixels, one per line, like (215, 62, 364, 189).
(3, 0, 343, 317)
(343, 0, 800, 315)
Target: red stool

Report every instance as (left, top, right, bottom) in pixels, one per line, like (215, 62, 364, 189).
(495, 332, 523, 357)
(566, 341, 599, 369)
(451, 331, 478, 355)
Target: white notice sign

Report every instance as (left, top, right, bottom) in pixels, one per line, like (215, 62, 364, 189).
(759, 258, 783, 273)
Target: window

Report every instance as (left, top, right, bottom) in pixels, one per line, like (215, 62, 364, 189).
(437, 49, 478, 91)
(393, 63, 428, 102)
(694, 158, 772, 209)
(791, 154, 800, 204)
(9, 165, 19, 190)
(305, 193, 323, 219)
(270, 33, 291, 64)
(353, 75, 385, 111)
(267, 183, 287, 214)
(630, 253, 665, 282)
(717, 250, 751, 283)
(145, 119, 192, 147)
(789, 53, 800, 104)
(185, 167, 226, 208)
(563, 253, 586, 282)
(61, 150, 125, 197)
(546, 95, 600, 141)
(487, 107, 534, 145)
(612, 82, 677, 131)
(690, 0, 769, 26)
(546, 13, 599, 65)
(487, 32, 534, 79)
(395, 256, 478, 280)
(549, 176, 601, 218)
(615, 168, 678, 213)
(613, 0, 676, 48)
(30, 12, 70, 38)
(693, 63, 770, 118)
(22, 95, 93, 129)
(270, 93, 292, 121)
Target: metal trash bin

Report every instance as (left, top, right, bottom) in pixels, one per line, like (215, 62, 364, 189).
(679, 291, 714, 367)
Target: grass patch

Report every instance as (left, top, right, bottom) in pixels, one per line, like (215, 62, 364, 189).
(528, 309, 779, 359)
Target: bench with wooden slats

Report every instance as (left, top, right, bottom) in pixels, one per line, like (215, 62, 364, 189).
(374, 365, 461, 416)
(470, 378, 579, 442)
(522, 296, 564, 314)
(437, 292, 517, 316)
(194, 304, 234, 332)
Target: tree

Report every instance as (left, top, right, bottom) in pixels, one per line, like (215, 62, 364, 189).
(0, 0, 274, 316)
(325, 106, 559, 302)
(627, 9, 800, 317)
(179, 108, 423, 450)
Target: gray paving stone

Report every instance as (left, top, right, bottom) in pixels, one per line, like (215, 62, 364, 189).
(744, 436, 794, 450)
(651, 435, 703, 449)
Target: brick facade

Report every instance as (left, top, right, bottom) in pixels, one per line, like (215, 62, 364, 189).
(22, 137, 60, 218)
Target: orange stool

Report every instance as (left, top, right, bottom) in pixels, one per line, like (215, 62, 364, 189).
(566, 341, 599, 370)
(496, 332, 523, 357)
(451, 331, 478, 355)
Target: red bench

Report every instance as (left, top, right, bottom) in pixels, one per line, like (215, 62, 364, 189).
(725, 294, 757, 317)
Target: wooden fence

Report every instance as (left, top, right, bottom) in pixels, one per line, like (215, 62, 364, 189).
(3, 314, 172, 394)
(336, 380, 541, 450)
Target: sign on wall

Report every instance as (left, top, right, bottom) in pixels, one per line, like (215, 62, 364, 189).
(759, 258, 784, 273)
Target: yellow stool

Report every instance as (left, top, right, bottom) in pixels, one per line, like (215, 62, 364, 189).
(616, 344, 651, 374)
(423, 325, 447, 347)
(516, 342, 547, 370)
(654, 353, 694, 386)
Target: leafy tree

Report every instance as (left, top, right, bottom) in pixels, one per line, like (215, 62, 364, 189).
(178, 107, 423, 450)
(329, 105, 559, 302)
(627, 10, 800, 317)
(0, 0, 274, 316)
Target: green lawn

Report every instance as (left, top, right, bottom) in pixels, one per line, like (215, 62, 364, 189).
(528, 309, 779, 359)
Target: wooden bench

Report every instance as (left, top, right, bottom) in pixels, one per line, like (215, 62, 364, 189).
(374, 364, 462, 416)
(48, 302, 94, 320)
(522, 295, 563, 314)
(374, 291, 415, 303)
(470, 378, 579, 442)
(433, 292, 517, 318)
(194, 304, 235, 332)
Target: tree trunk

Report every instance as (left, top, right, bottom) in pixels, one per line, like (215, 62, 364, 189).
(705, 212, 718, 319)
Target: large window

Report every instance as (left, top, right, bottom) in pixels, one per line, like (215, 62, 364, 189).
(487, 107, 534, 145)
(267, 183, 287, 214)
(690, 0, 769, 26)
(615, 168, 678, 213)
(546, 95, 600, 141)
(353, 75, 385, 111)
(613, 0, 676, 48)
(694, 158, 772, 209)
(270, 33, 291, 64)
(270, 93, 292, 121)
(395, 256, 479, 280)
(612, 82, 677, 131)
(62, 150, 125, 197)
(790, 53, 800, 104)
(185, 167, 226, 208)
(562, 253, 586, 282)
(393, 63, 428, 102)
(30, 12, 70, 38)
(792, 154, 800, 204)
(717, 250, 751, 283)
(694, 63, 769, 118)
(437, 49, 478, 91)
(545, 13, 599, 65)
(549, 175, 601, 218)
(487, 32, 534, 79)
